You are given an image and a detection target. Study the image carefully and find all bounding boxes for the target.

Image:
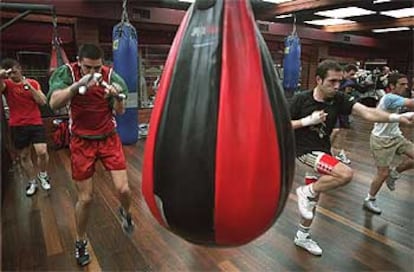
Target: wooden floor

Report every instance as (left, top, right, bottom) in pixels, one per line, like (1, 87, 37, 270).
(2, 116, 414, 271)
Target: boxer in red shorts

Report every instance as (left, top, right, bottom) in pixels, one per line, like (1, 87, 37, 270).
(48, 44, 134, 266)
(289, 60, 413, 256)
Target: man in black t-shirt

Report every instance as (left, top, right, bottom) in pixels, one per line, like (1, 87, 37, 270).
(289, 60, 413, 256)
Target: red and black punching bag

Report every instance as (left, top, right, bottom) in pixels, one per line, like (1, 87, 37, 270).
(143, 0, 295, 246)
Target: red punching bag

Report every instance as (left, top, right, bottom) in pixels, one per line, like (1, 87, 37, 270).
(143, 0, 295, 246)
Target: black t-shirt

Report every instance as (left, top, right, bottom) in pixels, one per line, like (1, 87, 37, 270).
(290, 90, 356, 156)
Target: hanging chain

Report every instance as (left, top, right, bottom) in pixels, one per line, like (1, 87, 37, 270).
(121, 0, 129, 23)
(291, 13, 297, 35)
(51, 7, 60, 45)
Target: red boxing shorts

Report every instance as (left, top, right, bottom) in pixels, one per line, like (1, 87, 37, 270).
(70, 133, 127, 181)
(298, 151, 340, 175)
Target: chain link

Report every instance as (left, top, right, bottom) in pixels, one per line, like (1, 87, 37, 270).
(122, 0, 129, 23)
(51, 7, 60, 44)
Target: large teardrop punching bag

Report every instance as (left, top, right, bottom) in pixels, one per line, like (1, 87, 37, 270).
(112, 20, 139, 144)
(143, 0, 295, 246)
(283, 32, 301, 97)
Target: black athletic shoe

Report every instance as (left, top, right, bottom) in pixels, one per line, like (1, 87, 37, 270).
(75, 240, 91, 266)
(119, 207, 135, 234)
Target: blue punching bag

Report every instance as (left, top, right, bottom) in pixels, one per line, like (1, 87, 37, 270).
(112, 17, 139, 144)
(283, 32, 301, 96)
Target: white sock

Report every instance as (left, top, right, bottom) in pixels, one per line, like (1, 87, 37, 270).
(303, 184, 317, 198)
(365, 193, 375, 201)
(297, 225, 311, 239)
(39, 171, 48, 178)
(390, 167, 400, 177)
(29, 179, 36, 185)
(298, 224, 310, 234)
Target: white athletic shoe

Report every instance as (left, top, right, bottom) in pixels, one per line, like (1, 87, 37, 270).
(296, 186, 317, 220)
(363, 199, 382, 214)
(294, 231, 322, 256)
(37, 174, 51, 191)
(385, 168, 400, 191)
(26, 182, 38, 197)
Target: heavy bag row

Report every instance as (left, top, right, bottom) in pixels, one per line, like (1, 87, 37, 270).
(143, 0, 295, 246)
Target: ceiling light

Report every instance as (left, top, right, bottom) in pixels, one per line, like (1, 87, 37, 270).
(178, 0, 194, 3)
(380, 8, 414, 18)
(275, 14, 293, 19)
(315, 7, 376, 18)
(372, 27, 410, 33)
(373, 0, 391, 3)
(305, 18, 355, 26)
(262, 0, 293, 3)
